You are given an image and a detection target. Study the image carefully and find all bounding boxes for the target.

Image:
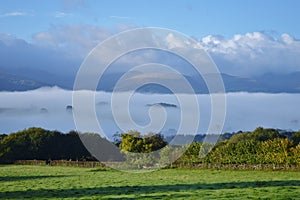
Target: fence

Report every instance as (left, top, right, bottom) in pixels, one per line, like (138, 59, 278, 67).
(15, 160, 106, 168)
(172, 162, 300, 170)
(14, 160, 300, 170)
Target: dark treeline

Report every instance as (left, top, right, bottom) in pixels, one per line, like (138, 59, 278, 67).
(0, 127, 300, 168)
(0, 128, 94, 163)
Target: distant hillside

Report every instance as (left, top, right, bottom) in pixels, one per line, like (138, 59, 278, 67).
(0, 72, 48, 91)
(1, 68, 300, 93)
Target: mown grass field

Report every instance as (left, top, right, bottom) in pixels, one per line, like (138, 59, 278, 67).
(0, 165, 300, 199)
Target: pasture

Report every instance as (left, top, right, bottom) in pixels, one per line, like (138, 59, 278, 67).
(0, 165, 299, 199)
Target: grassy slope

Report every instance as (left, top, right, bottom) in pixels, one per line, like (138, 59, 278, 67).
(0, 165, 299, 199)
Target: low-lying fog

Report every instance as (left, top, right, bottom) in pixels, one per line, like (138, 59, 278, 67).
(0, 87, 299, 139)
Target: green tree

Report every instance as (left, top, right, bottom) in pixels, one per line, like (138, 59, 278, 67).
(229, 127, 282, 143)
(0, 134, 7, 142)
(291, 131, 300, 145)
(291, 143, 300, 165)
(159, 145, 184, 167)
(120, 131, 144, 153)
(0, 127, 93, 163)
(258, 138, 294, 165)
(120, 131, 167, 153)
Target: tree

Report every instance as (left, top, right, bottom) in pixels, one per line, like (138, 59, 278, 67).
(291, 143, 300, 165)
(120, 131, 144, 153)
(120, 131, 167, 153)
(159, 145, 184, 167)
(0, 134, 7, 142)
(228, 127, 282, 143)
(0, 127, 93, 163)
(259, 138, 294, 165)
(119, 131, 167, 169)
(291, 131, 300, 145)
(144, 133, 167, 152)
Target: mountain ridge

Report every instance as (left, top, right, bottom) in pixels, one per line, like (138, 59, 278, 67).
(1, 69, 300, 93)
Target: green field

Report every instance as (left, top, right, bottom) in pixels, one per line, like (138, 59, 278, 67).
(0, 165, 300, 199)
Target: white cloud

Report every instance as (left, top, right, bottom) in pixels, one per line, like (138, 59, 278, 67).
(33, 32, 53, 42)
(200, 32, 300, 76)
(52, 11, 73, 18)
(0, 11, 33, 17)
(30, 27, 300, 79)
(281, 33, 294, 44)
(109, 15, 131, 20)
(0, 31, 79, 82)
(2, 25, 300, 78)
(166, 33, 188, 49)
(32, 24, 114, 58)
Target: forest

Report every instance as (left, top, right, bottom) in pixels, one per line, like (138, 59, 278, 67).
(0, 127, 300, 169)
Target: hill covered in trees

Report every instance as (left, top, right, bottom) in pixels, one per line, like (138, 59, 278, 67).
(0, 127, 300, 169)
(177, 127, 300, 168)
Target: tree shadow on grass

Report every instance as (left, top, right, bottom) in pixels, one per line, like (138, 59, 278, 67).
(0, 180, 299, 199)
(0, 175, 69, 182)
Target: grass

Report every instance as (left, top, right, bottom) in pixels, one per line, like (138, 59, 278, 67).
(0, 165, 300, 199)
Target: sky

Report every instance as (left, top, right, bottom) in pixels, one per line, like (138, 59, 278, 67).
(1, 0, 300, 40)
(1, 1, 300, 134)
(0, 1, 300, 78)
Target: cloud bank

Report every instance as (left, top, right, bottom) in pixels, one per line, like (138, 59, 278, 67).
(0, 87, 299, 136)
(200, 32, 300, 76)
(0, 25, 300, 81)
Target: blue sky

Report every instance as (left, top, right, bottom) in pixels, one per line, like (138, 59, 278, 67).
(1, 0, 300, 78)
(1, 0, 300, 134)
(1, 0, 300, 40)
